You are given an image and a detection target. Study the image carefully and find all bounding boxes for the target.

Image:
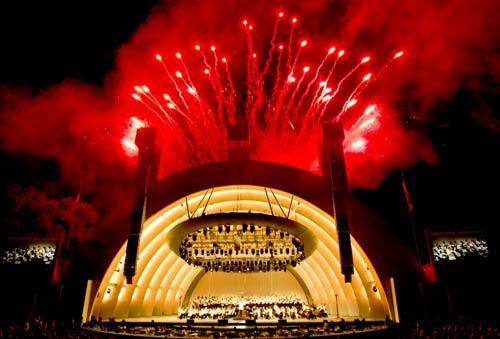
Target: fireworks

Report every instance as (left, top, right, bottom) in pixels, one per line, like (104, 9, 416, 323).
(121, 116, 147, 157)
(126, 10, 404, 171)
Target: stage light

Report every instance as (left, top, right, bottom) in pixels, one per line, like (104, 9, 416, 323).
(179, 223, 306, 272)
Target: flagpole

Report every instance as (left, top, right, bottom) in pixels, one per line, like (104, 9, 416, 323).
(56, 180, 83, 322)
(402, 173, 423, 268)
(401, 172, 426, 319)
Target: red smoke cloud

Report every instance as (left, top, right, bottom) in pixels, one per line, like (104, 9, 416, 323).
(0, 0, 498, 240)
(10, 185, 98, 243)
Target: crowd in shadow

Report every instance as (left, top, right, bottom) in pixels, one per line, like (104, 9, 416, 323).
(1, 315, 498, 338)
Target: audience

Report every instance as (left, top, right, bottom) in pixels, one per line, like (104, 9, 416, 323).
(408, 318, 499, 338)
(433, 238, 488, 262)
(1, 243, 56, 265)
(4, 313, 497, 338)
(0, 316, 84, 338)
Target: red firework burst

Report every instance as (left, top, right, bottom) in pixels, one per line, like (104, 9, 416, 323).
(125, 9, 404, 175)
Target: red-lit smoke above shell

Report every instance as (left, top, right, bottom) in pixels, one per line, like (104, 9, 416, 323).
(2, 0, 498, 191)
(122, 9, 419, 188)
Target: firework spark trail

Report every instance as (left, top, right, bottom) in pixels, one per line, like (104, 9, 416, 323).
(375, 51, 405, 80)
(302, 50, 344, 126)
(308, 50, 343, 114)
(293, 47, 335, 119)
(162, 93, 184, 116)
(337, 52, 403, 124)
(162, 91, 194, 123)
(273, 40, 307, 123)
(261, 11, 284, 81)
(285, 17, 298, 75)
(156, 55, 190, 112)
(196, 46, 225, 121)
(221, 58, 237, 124)
(289, 40, 307, 83)
(243, 21, 257, 115)
(128, 98, 208, 164)
(343, 104, 381, 153)
(132, 93, 170, 124)
(137, 85, 163, 109)
(250, 52, 267, 119)
(158, 54, 223, 157)
(285, 66, 310, 121)
(134, 86, 176, 124)
(174, 72, 192, 94)
(337, 73, 372, 121)
(146, 90, 179, 122)
(208, 47, 234, 145)
(267, 45, 285, 126)
(130, 10, 404, 165)
(164, 89, 217, 157)
(171, 72, 220, 149)
(270, 20, 299, 124)
(176, 52, 198, 97)
(349, 104, 380, 133)
(273, 76, 295, 127)
(210, 45, 229, 123)
(316, 56, 370, 121)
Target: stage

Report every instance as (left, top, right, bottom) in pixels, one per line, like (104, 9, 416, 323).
(110, 315, 384, 326)
(84, 317, 390, 338)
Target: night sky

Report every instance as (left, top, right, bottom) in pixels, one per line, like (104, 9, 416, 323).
(1, 1, 498, 277)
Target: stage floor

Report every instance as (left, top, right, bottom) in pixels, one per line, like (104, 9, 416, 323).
(113, 315, 380, 324)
